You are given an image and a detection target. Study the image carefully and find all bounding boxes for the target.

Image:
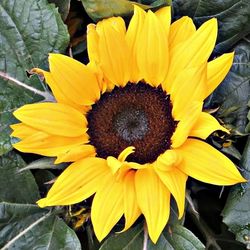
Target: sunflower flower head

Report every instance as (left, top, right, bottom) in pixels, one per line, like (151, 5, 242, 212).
(11, 6, 246, 243)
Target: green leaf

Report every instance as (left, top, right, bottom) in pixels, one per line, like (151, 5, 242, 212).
(99, 224, 144, 250)
(222, 135, 250, 247)
(80, 0, 168, 21)
(246, 100, 250, 133)
(172, 0, 250, 53)
(48, 0, 71, 20)
(0, 152, 81, 249)
(0, 0, 70, 155)
(0, 151, 40, 204)
(205, 41, 250, 135)
(163, 225, 205, 250)
(99, 223, 204, 249)
(140, 0, 172, 5)
(80, 0, 145, 21)
(18, 157, 67, 173)
(0, 202, 81, 250)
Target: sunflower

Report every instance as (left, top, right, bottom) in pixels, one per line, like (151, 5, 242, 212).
(11, 6, 246, 243)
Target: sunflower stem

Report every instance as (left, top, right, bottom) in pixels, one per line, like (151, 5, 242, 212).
(0, 71, 53, 101)
(143, 222, 148, 250)
(186, 192, 222, 250)
(69, 47, 73, 58)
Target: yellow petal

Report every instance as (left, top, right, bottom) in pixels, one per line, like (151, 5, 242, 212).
(206, 52, 234, 98)
(96, 17, 130, 87)
(87, 24, 100, 63)
(55, 144, 96, 164)
(121, 171, 141, 232)
(126, 5, 146, 82)
(135, 168, 170, 243)
(169, 16, 196, 49)
(127, 162, 148, 170)
(176, 139, 247, 185)
(118, 146, 135, 162)
(30, 68, 88, 112)
(106, 146, 135, 174)
(10, 123, 38, 139)
(37, 157, 109, 207)
(31, 68, 65, 103)
(91, 174, 124, 241)
(107, 156, 124, 175)
(13, 103, 87, 137)
(87, 61, 107, 93)
(154, 149, 180, 172)
(155, 6, 171, 36)
(136, 10, 169, 87)
(49, 53, 100, 106)
(171, 102, 203, 148)
(170, 64, 207, 118)
(155, 166, 187, 219)
(166, 18, 217, 84)
(190, 112, 229, 139)
(13, 131, 88, 157)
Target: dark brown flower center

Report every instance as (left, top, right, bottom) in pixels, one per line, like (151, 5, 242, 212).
(87, 83, 176, 164)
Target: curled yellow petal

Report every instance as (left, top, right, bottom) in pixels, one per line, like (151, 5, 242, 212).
(107, 156, 124, 175)
(118, 146, 135, 162)
(154, 149, 180, 172)
(107, 147, 138, 175)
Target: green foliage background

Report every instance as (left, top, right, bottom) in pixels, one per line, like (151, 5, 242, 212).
(0, 0, 249, 249)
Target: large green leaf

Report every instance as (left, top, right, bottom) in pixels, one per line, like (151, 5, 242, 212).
(0, 202, 81, 250)
(0, 151, 81, 249)
(0, 151, 40, 204)
(0, 0, 70, 155)
(246, 100, 250, 133)
(99, 224, 144, 250)
(163, 225, 205, 250)
(222, 135, 250, 247)
(205, 41, 250, 135)
(48, 0, 71, 20)
(172, 0, 250, 53)
(99, 224, 205, 250)
(80, 0, 168, 21)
